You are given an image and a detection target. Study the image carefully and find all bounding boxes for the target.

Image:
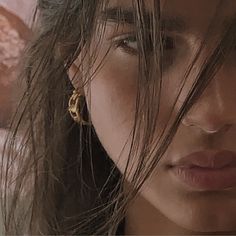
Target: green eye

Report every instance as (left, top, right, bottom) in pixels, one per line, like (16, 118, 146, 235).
(122, 36, 138, 49)
(114, 35, 138, 55)
(113, 33, 176, 56)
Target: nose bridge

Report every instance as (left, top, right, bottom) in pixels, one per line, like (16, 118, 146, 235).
(200, 77, 224, 113)
(182, 71, 236, 132)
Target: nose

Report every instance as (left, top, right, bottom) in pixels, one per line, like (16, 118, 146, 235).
(181, 70, 236, 134)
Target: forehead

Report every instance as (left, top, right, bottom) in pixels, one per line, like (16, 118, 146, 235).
(105, 0, 236, 30)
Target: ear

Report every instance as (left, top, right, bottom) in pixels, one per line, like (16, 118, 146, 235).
(67, 62, 85, 96)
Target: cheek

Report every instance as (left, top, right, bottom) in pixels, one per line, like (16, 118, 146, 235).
(85, 53, 138, 172)
(83, 35, 199, 175)
(84, 55, 189, 175)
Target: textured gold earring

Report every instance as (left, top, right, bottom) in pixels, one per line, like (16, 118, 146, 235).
(68, 90, 90, 125)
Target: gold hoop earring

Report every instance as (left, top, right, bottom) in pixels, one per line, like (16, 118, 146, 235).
(68, 90, 90, 125)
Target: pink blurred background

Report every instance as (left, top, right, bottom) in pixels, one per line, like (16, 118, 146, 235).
(0, 0, 35, 25)
(0, 5, 36, 232)
(0, 0, 36, 150)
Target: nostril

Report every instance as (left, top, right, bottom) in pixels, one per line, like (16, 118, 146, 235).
(181, 116, 193, 127)
(182, 115, 232, 134)
(198, 123, 232, 134)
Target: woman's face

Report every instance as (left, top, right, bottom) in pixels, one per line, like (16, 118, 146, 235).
(69, 0, 236, 232)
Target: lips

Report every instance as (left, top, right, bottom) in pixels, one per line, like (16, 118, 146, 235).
(171, 150, 236, 169)
(169, 150, 236, 191)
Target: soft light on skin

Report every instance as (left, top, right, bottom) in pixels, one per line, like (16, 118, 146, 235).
(68, 0, 236, 234)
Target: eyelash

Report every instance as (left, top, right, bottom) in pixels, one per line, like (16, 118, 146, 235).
(112, 34, 176, 55)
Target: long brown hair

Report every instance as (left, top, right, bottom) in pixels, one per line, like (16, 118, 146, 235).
(1, 0, 236, 235)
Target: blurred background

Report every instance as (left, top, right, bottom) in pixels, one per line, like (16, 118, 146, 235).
(0, 0, 36, 152)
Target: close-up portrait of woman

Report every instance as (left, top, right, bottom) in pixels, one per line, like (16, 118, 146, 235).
(1, 0, 236, 235)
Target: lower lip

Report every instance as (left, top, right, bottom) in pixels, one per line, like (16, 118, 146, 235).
(171, 166, 236, 191)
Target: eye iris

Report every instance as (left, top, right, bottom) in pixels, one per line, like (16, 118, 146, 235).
(123, 36, 137, 48)
(123, 35, 175, 51)
(116, 34, 176, 55)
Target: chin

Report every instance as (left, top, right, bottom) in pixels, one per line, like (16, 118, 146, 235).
(167, 203, 236, 234)
(142, 183, 236, 234)
(179, 220, 236, 234)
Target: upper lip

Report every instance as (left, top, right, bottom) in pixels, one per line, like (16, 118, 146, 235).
(171, 150, 236, 169)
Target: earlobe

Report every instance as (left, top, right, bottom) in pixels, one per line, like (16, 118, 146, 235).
(68, 63, 85, 95)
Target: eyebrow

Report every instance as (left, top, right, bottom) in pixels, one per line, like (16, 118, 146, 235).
(99, 7, 187, 33)
(100, 7, 236, 35)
